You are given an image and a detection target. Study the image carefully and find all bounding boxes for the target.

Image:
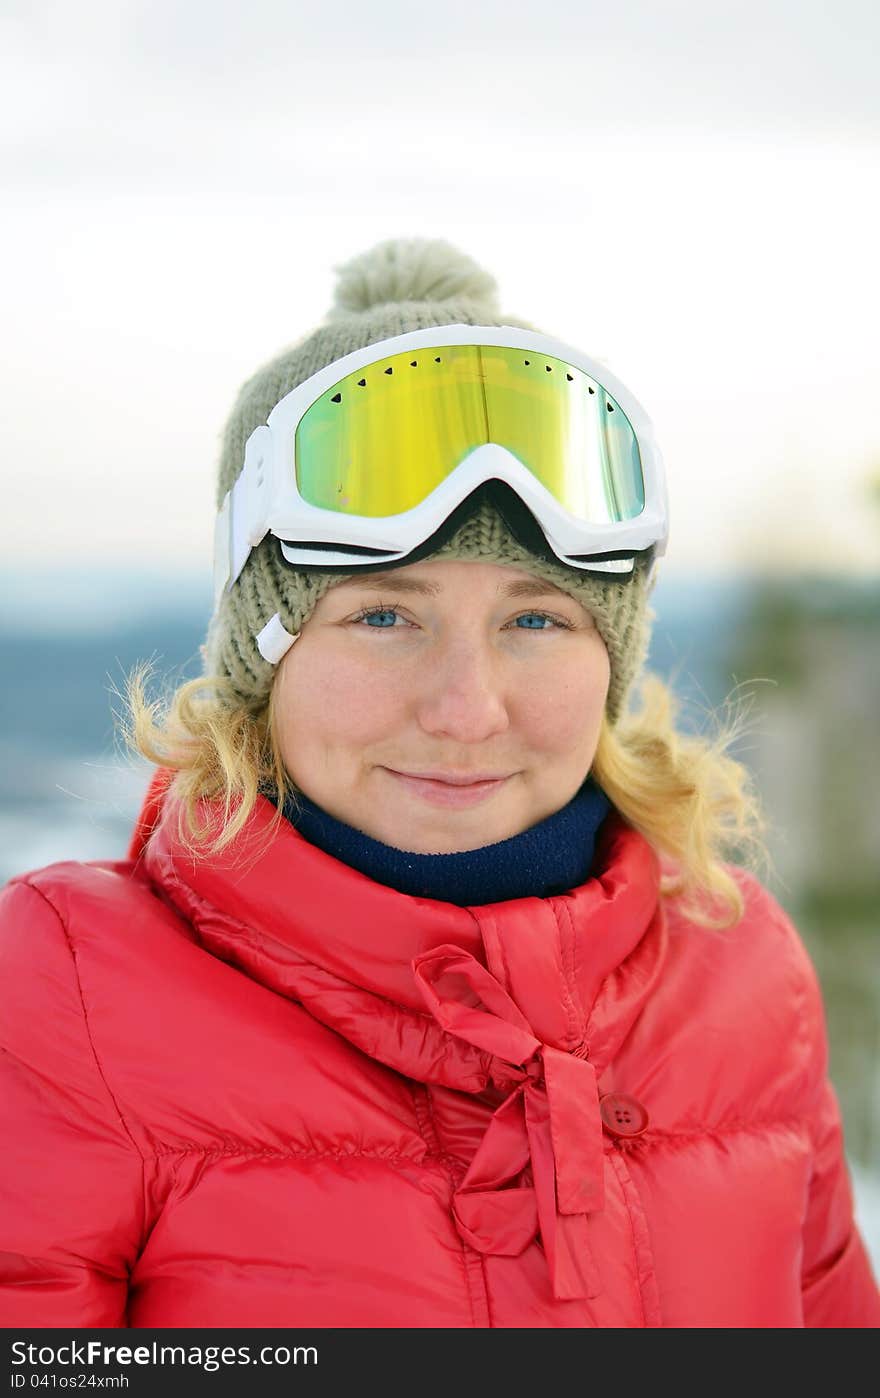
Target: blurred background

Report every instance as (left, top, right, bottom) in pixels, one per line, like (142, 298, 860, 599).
(2, 0, 878, 1270)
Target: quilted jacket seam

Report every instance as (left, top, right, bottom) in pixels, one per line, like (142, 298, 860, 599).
(422, 1085, 490, 1328)
(607, 1150, 655, 1326)
(142, 1144, 437, 1167)
(410, 1085, 474, 1179)
(616, 1111, 812, 1149)
(15, 878, 149, 1176)
(558, 898, 586, 1040)
(13, 875, 151, 1263)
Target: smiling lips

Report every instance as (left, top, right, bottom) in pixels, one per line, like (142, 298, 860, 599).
(382, 768, 514, 809)
(397, 769, 512, 786)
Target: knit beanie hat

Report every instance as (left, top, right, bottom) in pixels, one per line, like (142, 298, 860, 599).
(204, 237, 660, 726)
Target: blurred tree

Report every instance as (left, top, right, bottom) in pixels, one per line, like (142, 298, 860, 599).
(725, 568, 880, 1167)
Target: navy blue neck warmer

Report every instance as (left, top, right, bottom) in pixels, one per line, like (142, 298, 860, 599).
(279, 777, 612, 906)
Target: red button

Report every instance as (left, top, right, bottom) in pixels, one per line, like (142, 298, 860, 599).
(599, 1093, 649, 1139)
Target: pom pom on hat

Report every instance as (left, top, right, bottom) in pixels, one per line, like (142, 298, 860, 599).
(326, 236, 503, 321)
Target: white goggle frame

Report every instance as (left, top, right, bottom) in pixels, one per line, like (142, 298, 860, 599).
(214, 324, 670, 624)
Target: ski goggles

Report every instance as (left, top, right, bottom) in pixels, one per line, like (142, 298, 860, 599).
(214, 324, 669, 608)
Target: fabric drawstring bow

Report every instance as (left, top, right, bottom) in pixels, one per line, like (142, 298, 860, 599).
(412, 944, 605, 1301)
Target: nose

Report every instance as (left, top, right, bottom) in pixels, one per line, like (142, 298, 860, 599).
(416, 635, 510, 744)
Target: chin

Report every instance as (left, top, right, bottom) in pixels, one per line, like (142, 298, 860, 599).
(403, 815, 522, 856)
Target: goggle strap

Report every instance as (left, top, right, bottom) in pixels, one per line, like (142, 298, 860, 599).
(214, 427, 274, 605)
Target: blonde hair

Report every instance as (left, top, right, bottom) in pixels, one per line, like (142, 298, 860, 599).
(123, 664, 770, 931)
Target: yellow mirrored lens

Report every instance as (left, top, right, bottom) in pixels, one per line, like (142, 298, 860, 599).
(294, 345, 644, 521)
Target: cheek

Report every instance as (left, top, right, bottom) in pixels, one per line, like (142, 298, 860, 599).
(514, 647, 609, 754)
(275, 644, 406, 760)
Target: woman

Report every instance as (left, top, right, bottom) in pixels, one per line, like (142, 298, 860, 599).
(1, 237, 877, 1329)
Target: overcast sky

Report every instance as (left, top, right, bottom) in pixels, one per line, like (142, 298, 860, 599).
(2, 0, 878, 587)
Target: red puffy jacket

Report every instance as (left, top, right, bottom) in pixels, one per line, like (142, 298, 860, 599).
(1, 768, 878, 1328)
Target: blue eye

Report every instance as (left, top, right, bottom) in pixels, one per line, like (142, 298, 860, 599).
(360, 608, 399, 627)
(515, 612, 554, 629)
(349, 609, 570, 637)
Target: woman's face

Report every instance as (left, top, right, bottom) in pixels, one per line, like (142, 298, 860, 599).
(274, 559, 610, 854)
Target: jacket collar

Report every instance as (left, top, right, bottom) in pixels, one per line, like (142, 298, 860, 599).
(136, 768, 668, 1301)
(136, 769, 667, 1085)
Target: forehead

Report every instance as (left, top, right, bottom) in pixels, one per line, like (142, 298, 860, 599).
(332, 560, 573, 601)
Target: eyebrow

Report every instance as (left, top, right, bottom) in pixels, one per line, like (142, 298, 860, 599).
(333, 571, 570, 601)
